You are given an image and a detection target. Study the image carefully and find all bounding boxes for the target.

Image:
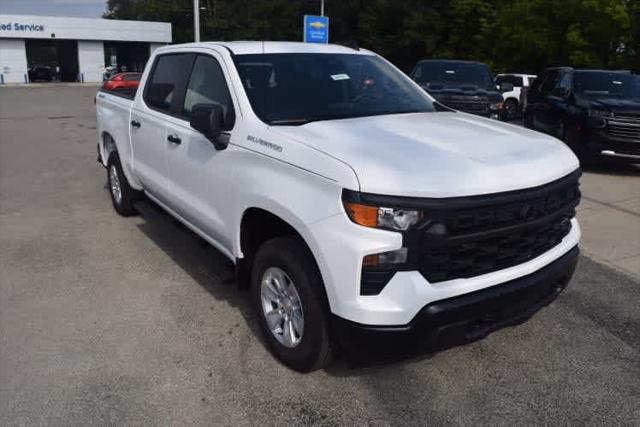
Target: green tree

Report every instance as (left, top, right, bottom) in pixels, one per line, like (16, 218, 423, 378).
(104, 0, 638, 73)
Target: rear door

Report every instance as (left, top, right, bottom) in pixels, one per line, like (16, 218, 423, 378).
(130, 53, 195, 202)
(163, 51, 239, 252)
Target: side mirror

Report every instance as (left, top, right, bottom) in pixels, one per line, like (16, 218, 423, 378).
(190, 103, 228, 150)
(498, 82, 514, 92)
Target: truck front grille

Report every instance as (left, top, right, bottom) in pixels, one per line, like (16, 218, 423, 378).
(607, 114, 640, 142)
(434, 95, 490, 115)
(417, 171, 580, 283)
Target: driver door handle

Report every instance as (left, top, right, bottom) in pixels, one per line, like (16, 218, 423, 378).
(167, 134, 182, 145)
(130, 119, 141, 128)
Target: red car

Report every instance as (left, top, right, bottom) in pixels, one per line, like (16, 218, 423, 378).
(102, 73, 142, 92)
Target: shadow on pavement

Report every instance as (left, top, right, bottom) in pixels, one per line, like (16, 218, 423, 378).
(133, 199, 264, 345)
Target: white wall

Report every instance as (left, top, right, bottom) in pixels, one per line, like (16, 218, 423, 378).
(78, 40, 104, 83)
(0, 15, 171, 43)
(0, 38, 27, 83)
(149, 43, 165, 57)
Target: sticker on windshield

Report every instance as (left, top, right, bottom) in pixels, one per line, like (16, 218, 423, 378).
(330, 73, 350, 81)
(446, 70, 455, 74)
(612, 80, 622, 85)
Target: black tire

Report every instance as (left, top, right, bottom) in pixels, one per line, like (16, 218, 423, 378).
(504, 98, 518, 121)
(562, 123, 598, 167)
(523, 112, 533, 129)
(107, 152, 141, 216)
(251, 236, 332, 372)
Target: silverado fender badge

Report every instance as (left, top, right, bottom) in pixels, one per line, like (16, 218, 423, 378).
(247, 135, 283, 152)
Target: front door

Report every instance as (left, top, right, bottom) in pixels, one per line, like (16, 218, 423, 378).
(164, 52, 239, 252)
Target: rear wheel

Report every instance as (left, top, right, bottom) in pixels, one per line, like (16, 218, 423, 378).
(504, 99, 518, 121)
(251, 236, 332, 372)
(107, 152, 141, 216)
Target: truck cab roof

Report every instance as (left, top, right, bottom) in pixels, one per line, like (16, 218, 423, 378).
(156, 41, 373, 56)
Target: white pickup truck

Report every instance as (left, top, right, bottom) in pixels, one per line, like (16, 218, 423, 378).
(96, 42, 581, 371)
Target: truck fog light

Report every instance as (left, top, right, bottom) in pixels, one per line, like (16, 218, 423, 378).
(363, 248, 408, 267)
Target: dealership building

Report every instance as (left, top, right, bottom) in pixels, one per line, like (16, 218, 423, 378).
(0, 15, 171, 84)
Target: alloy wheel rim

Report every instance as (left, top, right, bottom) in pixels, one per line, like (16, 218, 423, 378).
(109, 164, 122, 205)
(260, 267, 304, 348)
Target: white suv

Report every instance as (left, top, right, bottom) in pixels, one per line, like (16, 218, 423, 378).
(96, 42, 580, 371)
(496, 73, 537, 120)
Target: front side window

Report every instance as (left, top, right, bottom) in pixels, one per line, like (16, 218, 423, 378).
(183, 55, 235, 129)
(144, 53, 194, 113)
(234, 53, 436, 125)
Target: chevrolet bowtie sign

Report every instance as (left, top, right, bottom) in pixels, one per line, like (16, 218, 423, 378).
(303, 15, 329, 44)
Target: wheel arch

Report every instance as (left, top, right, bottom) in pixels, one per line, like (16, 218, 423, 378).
(237, 207, 327, 305)
(100, 131, 143, 191)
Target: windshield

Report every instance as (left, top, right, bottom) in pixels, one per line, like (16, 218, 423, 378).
(413, 61, 494, 89)
(234, 53, 436, 125)
(573, 71, 638, 98)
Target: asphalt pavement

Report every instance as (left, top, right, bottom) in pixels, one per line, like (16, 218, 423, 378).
(1, 85, 639, 425)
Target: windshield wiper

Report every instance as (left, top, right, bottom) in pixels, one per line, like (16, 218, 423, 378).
(268, 118, 325, 125)
(268, 110, 429, 126)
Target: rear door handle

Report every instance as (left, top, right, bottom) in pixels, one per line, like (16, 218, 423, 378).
(130, 120, 141, 128)
(167, 134, 182, 145)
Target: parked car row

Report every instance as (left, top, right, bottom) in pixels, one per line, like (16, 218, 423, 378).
(407, 57, 639, 165)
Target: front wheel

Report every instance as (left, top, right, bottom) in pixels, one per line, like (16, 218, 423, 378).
(523, 112, 534, 129)
(251, 236, 332, 372)
(562, 124, 598, 167)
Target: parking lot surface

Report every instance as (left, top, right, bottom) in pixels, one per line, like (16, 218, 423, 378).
(1, 86, 639, 425)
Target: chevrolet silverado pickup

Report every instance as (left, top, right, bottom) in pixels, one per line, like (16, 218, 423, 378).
(411, 59, 508, 120)
(96, 42, 581, 372)
(524, 67, 640, 165)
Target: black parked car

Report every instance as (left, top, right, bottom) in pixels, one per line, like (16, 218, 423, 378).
(28, 66, 54, 82)
(524, 67, 640, 164)
(410, 60, 509, 119)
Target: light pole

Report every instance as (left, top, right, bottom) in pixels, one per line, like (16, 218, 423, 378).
(320, 0, 325, 16)
(194, 0, 200, 42)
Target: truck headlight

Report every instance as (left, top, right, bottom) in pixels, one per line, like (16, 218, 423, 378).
(344, 202, 422, 231)
(489, 102, 504, 110)
(588, 110, 611, 118)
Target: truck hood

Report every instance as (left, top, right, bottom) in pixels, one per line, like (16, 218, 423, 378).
(271, 112, 579, 198)
(575, 96, 640, 113)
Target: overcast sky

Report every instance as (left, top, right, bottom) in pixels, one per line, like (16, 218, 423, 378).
(0, 0, 107, 18)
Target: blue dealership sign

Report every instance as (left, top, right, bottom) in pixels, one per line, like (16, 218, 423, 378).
(303, 15, 329, 44)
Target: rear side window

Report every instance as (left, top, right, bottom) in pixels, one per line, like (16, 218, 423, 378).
(182, 55, 235, 129)
(144, 54, 195, 114)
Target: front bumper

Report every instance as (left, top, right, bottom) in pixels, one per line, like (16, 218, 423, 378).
(580, 126, 640, 163)
(332, 245, 578, 352)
